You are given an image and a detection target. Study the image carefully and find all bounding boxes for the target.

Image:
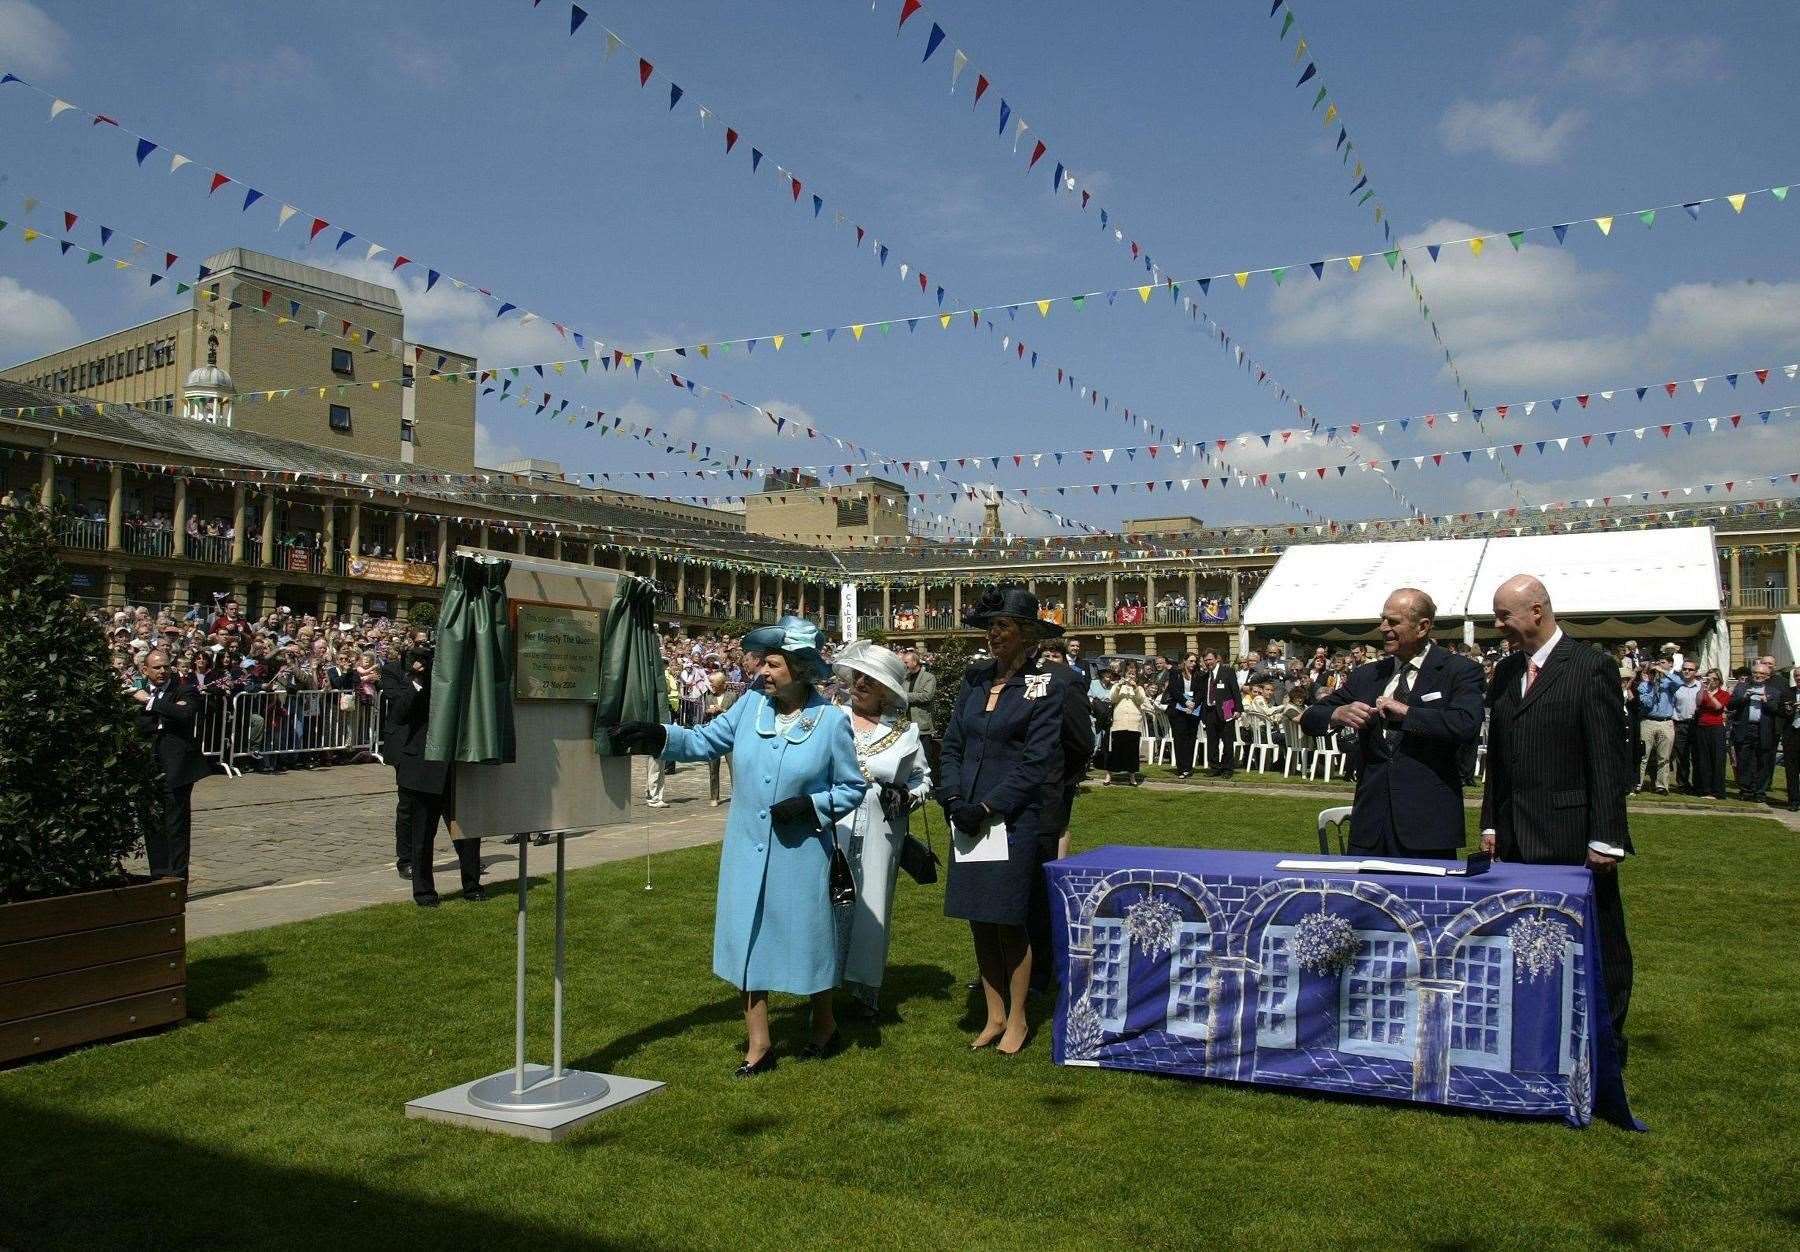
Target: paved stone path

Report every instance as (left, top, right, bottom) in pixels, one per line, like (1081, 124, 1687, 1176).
(133, 760, 734, 940)
(141, 761, 1793, 942)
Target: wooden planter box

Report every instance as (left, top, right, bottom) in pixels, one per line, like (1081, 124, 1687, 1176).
(0, 877, 186, 1065)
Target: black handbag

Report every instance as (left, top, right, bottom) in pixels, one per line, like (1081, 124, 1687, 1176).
(828, 842, 858, 908)
(823, 753, 857, 909)
(898, 806, 940, 886)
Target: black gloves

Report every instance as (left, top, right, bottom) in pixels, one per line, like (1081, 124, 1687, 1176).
(770, 795, 817, 828)
(877, 781, 911, 816)
(949, 799, 990, 835)
(613, 721, 666, 755)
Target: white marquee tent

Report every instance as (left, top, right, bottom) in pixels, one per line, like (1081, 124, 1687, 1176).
(1773, 613, 1800, 668)
(1244, 527, 1726, 662)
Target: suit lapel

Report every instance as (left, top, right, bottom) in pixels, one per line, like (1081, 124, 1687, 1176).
(1517, 637, 1573, 713)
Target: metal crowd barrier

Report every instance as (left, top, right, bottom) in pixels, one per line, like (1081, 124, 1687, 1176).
(220, 688, 384, 773)
(194, 690, 238, 776)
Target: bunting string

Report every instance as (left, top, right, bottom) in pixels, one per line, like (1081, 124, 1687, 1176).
(0, 216, 1113, 540)
(537, 6, 958, 309)
(612, 400, 1800, 505)
(9, 441, 1797, 559)
(13, 71, 1781, 525)
(1266, 1, 1523, 511)
(868, 0, 1422, 519)
(22, 178, 1789, 468)
(509, 13, 1321, 525)
(869, 0, 1336, 457)
(12, 209, 1796, 505)
(9, 200, 1798, 495)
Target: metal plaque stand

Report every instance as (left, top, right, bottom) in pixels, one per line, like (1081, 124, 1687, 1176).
(405, 831, 664, 1142)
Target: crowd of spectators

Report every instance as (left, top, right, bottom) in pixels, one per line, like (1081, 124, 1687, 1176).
(102, 595, 411, 773)
(88, 593, 1794, 808)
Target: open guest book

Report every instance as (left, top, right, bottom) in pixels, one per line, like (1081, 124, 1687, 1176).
(1275, 854, 1492, 877)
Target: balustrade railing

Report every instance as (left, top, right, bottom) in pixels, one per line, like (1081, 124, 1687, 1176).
(123, 527, 174, 558)
(56, 517, 106, 550)
(1737, 586, 1790, 610)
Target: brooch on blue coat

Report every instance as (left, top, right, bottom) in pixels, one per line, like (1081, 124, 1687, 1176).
(1023, 674, 1052, 701)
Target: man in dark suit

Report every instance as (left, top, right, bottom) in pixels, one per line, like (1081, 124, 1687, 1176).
(1300, 589, 1484, 857)
(380, 646, 483, 907)
(1727, 657, 1786, 803)
(1480, 574, 1635, 1064)
(133, 648, 210, 880)
(1027, 637, 1096, 992)
(1778, 666, 1800, 812)
(1197, 648, 1241, 778)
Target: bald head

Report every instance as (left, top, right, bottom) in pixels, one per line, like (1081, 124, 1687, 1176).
(1493, 575, 1556, 652)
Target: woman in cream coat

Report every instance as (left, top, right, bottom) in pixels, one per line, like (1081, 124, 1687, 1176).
(1106, 661, 1148, 785)
(831, 640, 932, 1013)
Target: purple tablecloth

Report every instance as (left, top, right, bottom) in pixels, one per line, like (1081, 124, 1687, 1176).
(1047, 846, 1639, 1128)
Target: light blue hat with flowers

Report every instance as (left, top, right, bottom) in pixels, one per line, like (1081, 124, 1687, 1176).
(741, 615, 830, 683)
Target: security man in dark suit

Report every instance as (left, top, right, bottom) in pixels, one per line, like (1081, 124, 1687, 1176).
(1480, 574, 1635, 1064)
(1026, 636, 1096, 992)
(1301, 589, 1484, 856)
(134, 648, 210, 880)
(1727, 657, 1786, 803)
(380, 645, 483, 907)
(1197, 648, 1241, 777)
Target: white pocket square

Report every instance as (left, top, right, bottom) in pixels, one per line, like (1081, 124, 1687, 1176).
(1420, 691, 1443, 702)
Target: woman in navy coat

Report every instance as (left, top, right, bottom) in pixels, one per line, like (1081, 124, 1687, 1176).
(939, 588, 1065, 1054)
(615, 618, 866, 1077)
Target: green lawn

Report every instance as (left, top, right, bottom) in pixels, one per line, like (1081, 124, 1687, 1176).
(1134, 760, 1792, 814)
(3, 790, 1797, 1249)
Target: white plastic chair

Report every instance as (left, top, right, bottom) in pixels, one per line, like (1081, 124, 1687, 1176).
(1147, 707, 1174, 766)
(1317, 805, 1353, 854)
(1307, 733, 1345, 781)
(1242, 720, 1279, 773)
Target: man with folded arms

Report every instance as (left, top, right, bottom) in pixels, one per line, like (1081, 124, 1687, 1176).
(1300, 588, 1484, 858)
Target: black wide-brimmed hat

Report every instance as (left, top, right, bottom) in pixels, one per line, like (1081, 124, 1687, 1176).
(962, 586, 1063, 635)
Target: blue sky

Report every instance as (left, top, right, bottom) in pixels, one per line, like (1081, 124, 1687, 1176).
(2, 0, 1798, 535)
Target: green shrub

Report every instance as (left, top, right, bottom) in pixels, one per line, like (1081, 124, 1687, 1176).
(406, 598, 439, 630)
(0, 505, 164, 903)
(926, 636, 982, 731)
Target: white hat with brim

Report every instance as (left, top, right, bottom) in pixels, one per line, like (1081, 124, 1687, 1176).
(832, 638, 908, 703)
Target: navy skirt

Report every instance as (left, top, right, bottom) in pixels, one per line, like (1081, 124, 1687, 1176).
(944, 830, 1041, 926)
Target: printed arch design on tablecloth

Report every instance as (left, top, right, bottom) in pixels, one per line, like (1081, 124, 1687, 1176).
(1434, 888, 1592, 1114)
(1222, 877, 1434, 1078)
(1061, 868, 1223, 1059)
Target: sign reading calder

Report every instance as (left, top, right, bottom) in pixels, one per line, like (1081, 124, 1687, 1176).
(513, 603, 603, 701)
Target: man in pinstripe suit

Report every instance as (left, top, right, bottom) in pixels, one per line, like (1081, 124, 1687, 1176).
(1480, 574, 1636, 1065)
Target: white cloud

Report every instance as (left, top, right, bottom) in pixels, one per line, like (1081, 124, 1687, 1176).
(0, 1, 66, 76)
(386, 41, 455, 89)
(221, 46, 316, 98)
(1644, 281, 1800, 355)
(1439, 97, 1586, 165)
(0, 275, 79, 362)
(1270, 217, 1597, 360)
(473, 422, 523, 470)
(1268, 223, 1800, 395)
(310, 254, 566, 367)
(1450, 336, 1640, 395)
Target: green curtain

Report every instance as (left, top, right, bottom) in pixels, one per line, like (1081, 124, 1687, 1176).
(426, 555, 516, 763)
(592, 575, 668, 755)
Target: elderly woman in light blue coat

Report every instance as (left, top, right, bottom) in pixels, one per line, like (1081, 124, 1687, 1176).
(613, 617, 865, 1078)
